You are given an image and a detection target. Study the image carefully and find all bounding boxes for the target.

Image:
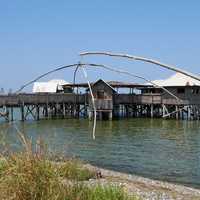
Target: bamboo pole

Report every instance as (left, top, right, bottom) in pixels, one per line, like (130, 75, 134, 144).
(80, 52, 200, 82)
(80, 65, 97, 140)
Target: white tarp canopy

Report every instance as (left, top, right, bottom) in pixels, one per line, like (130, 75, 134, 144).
(33, 82, 58, 93)
(48, 79, 70, 90)
(151, 73, 200, 87)
(32, 79, 70, 93)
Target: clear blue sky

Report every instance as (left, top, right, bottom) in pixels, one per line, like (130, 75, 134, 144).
(0, 0, 200, 91)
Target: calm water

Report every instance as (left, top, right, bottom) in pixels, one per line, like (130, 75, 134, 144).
(1, 117, 200, 188)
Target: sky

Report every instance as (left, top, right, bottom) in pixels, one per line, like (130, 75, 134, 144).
(0, 0, 200, 92)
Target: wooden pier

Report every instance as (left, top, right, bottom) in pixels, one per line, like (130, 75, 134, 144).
(1, 78, 200, 121)
(0, 90, 200, 121)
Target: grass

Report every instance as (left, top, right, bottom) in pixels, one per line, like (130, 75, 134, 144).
(0, 133, 139, 200)
(58, 159, 95, 181)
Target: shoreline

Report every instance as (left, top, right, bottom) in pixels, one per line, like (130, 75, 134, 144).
(84, 164, 200, 200)
(1, 150, 200, 199)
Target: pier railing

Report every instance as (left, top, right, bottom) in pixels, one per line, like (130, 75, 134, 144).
(0, 93, 197, 108)
(113, 94, 162, 104)
(0, 93, 86, 107)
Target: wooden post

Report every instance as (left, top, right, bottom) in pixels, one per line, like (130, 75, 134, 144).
(63, 102, 66, 118)
(197, 106, 200, 120)
(55, 103, 59, 118)
(151, 104, 153, 118)
(175, 105, 179, 120)
(135, 105, 138, 117)
(117, 105, 120, 118)
(45, 103, 49, 118)
(162, 104, 165, 118)
(84, 105, 87, 118)
(125, 105, 128, 117)
(21, 103, 25, 121)
(4, 106, 9, 122)
(180, 107, 183, 120)
(36, 105, 40, 121)
(109, 111, 113, 120)
(88, 110, 93, 120)
(76, 104, 80, 118)
(188, 106, 191, 120)
(194, 106, 197, 120)
(70, 104, 73, 117)
(99, 111, 102, 120)
(11, 107, 14, 121)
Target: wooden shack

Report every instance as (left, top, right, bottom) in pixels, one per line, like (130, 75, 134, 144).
(88, 79, 116, 120)
(142, 73, 200, 104)
(141, 73, 200, 119)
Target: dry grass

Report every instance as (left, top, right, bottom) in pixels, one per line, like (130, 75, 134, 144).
(0, 133, 139, 200)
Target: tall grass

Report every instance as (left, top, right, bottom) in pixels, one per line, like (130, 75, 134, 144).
(0, 133, 139, 200)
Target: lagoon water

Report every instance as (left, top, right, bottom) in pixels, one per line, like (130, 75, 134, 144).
(1, 117, 200, 188)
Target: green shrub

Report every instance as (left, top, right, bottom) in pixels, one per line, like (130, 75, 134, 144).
(58, 159, 95, 181)
(76, 184, 138, 200)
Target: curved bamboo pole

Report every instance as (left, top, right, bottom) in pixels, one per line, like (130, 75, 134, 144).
(80, 52, 200, 82)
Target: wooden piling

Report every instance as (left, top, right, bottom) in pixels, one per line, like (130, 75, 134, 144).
(63, 102, 66, 118)
(11, 107, 14, 121)
(36, 105, 40, 121)
(151, 104, 154, 118)
(21, 103, 25, 121)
